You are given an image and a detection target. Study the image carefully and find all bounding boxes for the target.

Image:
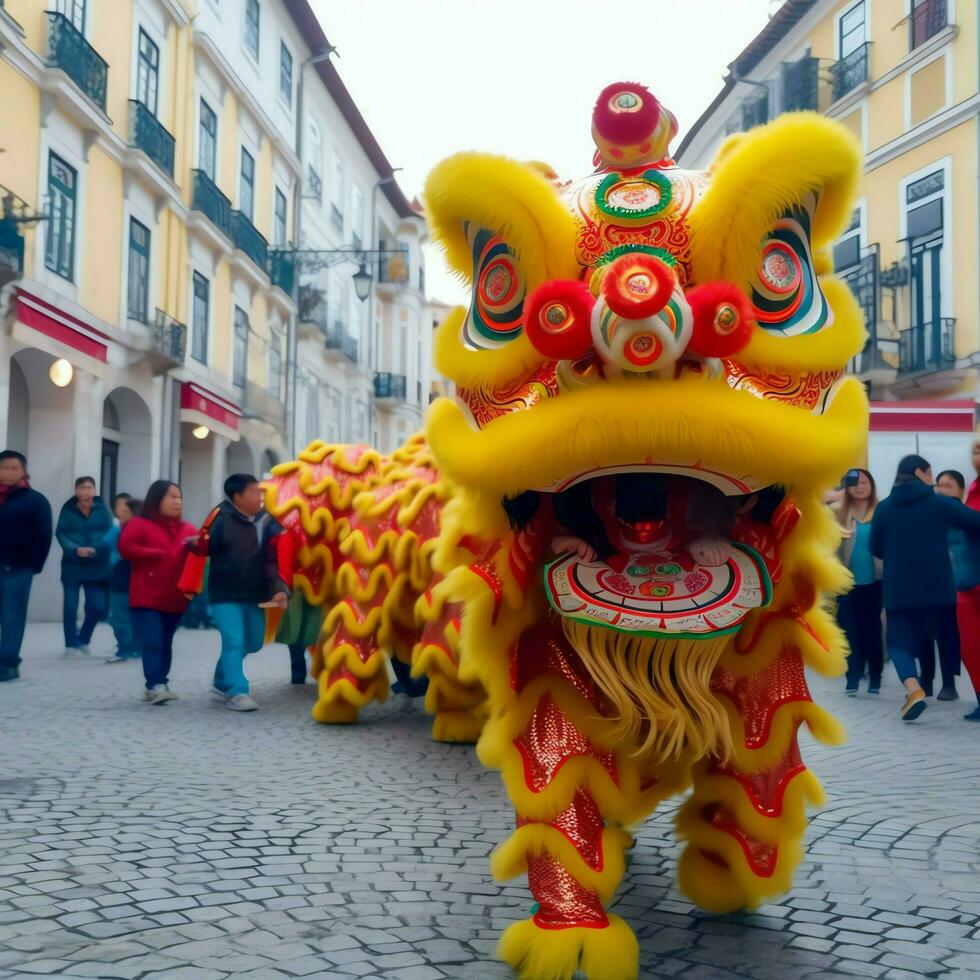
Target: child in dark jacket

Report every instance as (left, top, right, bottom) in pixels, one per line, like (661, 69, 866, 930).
(104, 495, 141, 663)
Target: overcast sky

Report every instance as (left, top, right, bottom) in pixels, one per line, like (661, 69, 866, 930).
(311, 0, 776, 303)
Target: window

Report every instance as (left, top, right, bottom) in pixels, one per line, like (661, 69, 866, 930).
(325, 385, 342, 443)
(307, 120, 323, 200)
(233, 306, 249, 387)
(911, 0, 948, 50)
(834, 208, 862, 272)
(244, 0, 260, 59)
(199, 99, 217, 180)
(330, 151, 344, 230)
(240, 147, 255, 220)
(305, 380, 318, 443)
(191, 272, 209, 363)
(838, 1, 866, 58)
(268, 331, 283, 399)
(136, 29, 159, 115)
(351, 185, 364, 249)
(274, 187, 288, 247)
(55, 0, 85, 31)
(45, 152, 77, 281)
(127, 218, 151, 323)
(279, 41, 293, 106)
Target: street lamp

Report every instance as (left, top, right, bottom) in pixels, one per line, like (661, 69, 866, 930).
(352, 262, 372, 302)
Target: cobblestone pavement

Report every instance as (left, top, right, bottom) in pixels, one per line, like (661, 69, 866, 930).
(1, 622, 978, 980)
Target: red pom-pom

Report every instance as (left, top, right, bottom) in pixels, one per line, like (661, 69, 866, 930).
(592, 82, 661, 146)
(601, 253, 676, 320)
(524, 279, 595, 361)
(686, 282, 755, 358)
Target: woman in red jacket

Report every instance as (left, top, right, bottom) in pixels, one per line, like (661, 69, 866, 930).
(119, 480, 198, 704)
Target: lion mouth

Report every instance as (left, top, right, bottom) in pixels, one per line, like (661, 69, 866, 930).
(506, 468, 785, 637)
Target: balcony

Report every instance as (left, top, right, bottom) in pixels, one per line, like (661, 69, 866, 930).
(129, 100, 175, 178)
(152, 309, 187, 363)
(0, 186, 32, 289)
(831, 43, 870, 102)
(46, 11, 108, 112)
(899, 318, 955, 373)
(245, 380, 286, 429)
(191, 170, 231, 238)
(374, 372, 407, 401)
(230, 210, 268, 273)
(341, 331, 359, 363)
(268, 249, 295, 295)
(911, 0, 948, 49)
(740, 90, 769, 130)
(782, 55, 819, 112)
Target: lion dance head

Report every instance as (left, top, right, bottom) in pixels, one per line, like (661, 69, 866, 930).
(266, 82, 867, 980)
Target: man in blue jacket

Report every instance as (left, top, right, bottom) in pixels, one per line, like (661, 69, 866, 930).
(0, 450, 53, 681)
(56, 476, 113, 655)
(187, 474, 290, 712)
(871, 454, 980, 721)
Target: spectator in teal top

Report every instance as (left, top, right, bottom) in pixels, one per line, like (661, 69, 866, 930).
(831, 469, 884, 696)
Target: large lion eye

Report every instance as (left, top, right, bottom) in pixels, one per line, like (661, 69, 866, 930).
(750, 192, 832, 337)
(463, 222, 526, 350)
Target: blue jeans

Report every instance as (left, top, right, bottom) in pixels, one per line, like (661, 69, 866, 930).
(211, 603, 266, 697)
(63, 579, 107, 648)
(130, 608, 182, 689)
(108, 590, 137, 658)
(0, 567, 34, 669)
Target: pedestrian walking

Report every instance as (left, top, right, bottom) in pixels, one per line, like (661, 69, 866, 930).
(56, 476, 113, 656)
(832, 468, 884, 696)
(119, 481, 198, 704)
(103, 494, 142, 664)
(870, 454, 980, 721)
(0, 450, 53, 682)
(943, 446, 980, 721)
(180, 474, 291, 712)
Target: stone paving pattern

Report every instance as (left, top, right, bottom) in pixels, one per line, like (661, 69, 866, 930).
(1, 623, 978, 980)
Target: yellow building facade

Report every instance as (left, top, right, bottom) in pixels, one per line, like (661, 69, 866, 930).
(0, 0, 422, 619)
(677, 0, 979, 483)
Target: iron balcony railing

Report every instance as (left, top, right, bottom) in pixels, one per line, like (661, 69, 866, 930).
(331, 319, 347, 352)
(341, 332, 359, 363)
(129, 100, 175, 177)
(46, 11, 108, 112)
(899, 318, 955, 373)
(782, 55, 819, 112)
(152, 309, 187, 364)
(374, 372, 407, 400)
(832, 43, 870, 102)
(268, 249, 295, 295)
(230, 210, 268, 272)
(911, 0, 948, 49)
(191, 170, 231, 238)
(741, 90, 769, 130)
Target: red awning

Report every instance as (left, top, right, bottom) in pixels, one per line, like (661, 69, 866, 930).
(869, 399, 976, 433)
(180, 382, 240, 432)
(15, 290, 109, 362)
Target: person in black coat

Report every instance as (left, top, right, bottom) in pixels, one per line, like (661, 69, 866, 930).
(0, 450, 53, 681)
(870, 454, 980, 722)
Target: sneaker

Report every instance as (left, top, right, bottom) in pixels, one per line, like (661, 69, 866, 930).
(105, 655, 129, 664)
(63, 647, 79, 657)
(147, 685, 177, 705)
(209, 686, 229, 700)
(78, 645, 91, 655)
(963, 707, 980, 722)
(901, 690, 927, 721)
(845, 687, 858, 697)
(0, 666, 19, 682)
(226, 694, 258, 712)
(937, 685, 959, 701)
(867, 687, 880, 695)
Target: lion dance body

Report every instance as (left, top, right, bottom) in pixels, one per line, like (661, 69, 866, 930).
(266, 84, 868, 980)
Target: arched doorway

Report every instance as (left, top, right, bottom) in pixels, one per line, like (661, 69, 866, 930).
(225, 437, 256, 479)
(179, 421, 215, 526)
(260, 448, 279, 477)
(102, 387, 153, 501)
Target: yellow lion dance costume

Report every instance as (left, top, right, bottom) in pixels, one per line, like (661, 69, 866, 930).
(267, 83, 867, 980)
